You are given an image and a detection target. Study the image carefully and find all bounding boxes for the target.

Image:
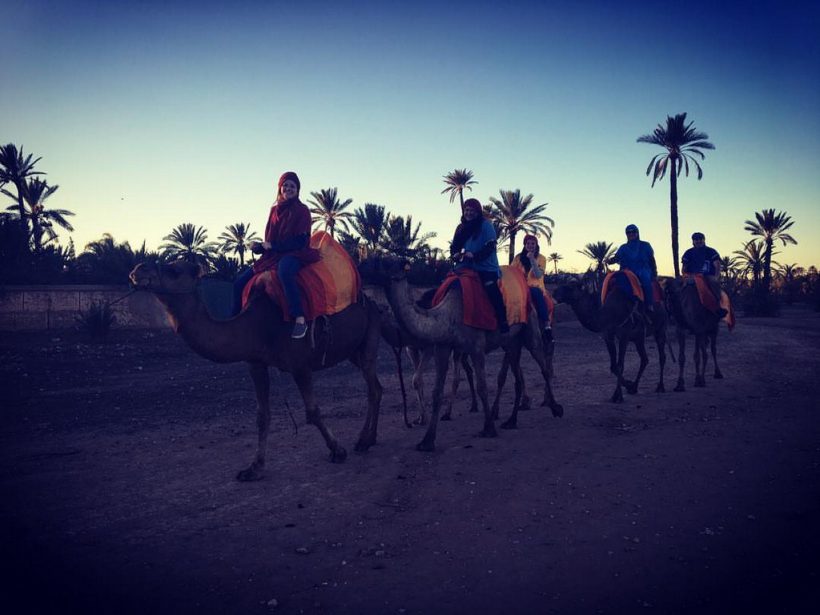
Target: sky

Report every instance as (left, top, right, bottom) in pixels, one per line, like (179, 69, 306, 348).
(3, 0, 819, 274)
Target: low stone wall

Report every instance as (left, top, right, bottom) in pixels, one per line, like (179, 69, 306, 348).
(0, 285, 171, 331)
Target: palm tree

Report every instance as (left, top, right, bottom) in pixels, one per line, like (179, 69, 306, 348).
(0, 143, 45, 239)
(577, 241, 615, 275)
(546, 252, 563, 275)
(5, 178, 74, 251)
(161, 223, 216, 269)
(744, 209, 797, 292)
(487, 189, 554, 264)
(307, 187, 354, 238)
(350, 203, 388, 256)
(733, 240, 773, 286)
(76, 234, 159, 284)
(441, 168, 477, 210)
(638, 113, 715, 278)
(379, 214, 436, 260)
(217, 222, 259, 267)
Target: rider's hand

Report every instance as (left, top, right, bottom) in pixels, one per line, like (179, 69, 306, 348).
(464, 251, 474, 261)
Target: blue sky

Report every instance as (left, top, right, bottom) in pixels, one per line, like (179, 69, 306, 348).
(3, 0, 819, 273)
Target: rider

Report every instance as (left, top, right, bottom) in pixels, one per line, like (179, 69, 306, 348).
(608, 223, 658, 314)
(511, 234, 554, 342)
(246, 171, 320, 339)
(450, 198, 509, 333)
(681, 231, 728, 317)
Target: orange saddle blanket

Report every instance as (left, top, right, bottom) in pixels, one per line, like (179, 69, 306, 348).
(241, 231, 361, 321)
(431, 266, 530, 331)
(684, 274, 736, 331)
(601, 270, 655, 304)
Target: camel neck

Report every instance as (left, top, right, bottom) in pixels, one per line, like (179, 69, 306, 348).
(571, 290, 603, 333)
(386, 279, 455, 344)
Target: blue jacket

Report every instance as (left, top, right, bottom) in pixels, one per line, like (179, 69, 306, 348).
(612, 239, 656, 279)
(455, 219, 501, 278)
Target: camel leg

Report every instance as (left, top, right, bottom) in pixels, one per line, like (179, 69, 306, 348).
(409, 347, 428, 425)
(610, 335, 629, 403)
(293, 370, 347, 462)
(417, 345, 451, 452)
(237, 362, 271, 482)
(472, 351, 498, 438)
(501, 343, 524, 429)
(442, 350, 461, 421)
(655, 329, 667, 393)
(353, 315, 384, 452)
(524, 330, 563, 417)
(674, 330, 687, 392)
(694, 335, 707, 387)
(491, 354, 510, 421)
(626, 335, 649, 395)
(711, 332, 723, 379)
(461, 354, 479, 414)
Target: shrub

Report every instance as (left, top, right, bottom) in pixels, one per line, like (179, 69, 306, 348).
(76, 301, 116, 341)
(740, 287, 780, 317)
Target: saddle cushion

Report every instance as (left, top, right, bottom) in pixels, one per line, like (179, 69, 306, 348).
(431, 266, 530, 331)
(682, 274, 736, 331)
(601, 270, 645, 304)
(241, 231, 361, 321)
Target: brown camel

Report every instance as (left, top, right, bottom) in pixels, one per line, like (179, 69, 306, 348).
(379, 263, 563, 452)
(553, 276, 668, 403)
(665, 277, 723, 390)
(129, 261, 383, 481)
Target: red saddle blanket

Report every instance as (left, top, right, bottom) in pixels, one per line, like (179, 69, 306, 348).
(601, 270, 662, 304)
(431, 267, 530, 331)
(241, 231, 361, 321)
(683, 273, 736, 330)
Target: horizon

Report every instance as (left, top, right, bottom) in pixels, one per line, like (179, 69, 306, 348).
(3, 0, 819, 274)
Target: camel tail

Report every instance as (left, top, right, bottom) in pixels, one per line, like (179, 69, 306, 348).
(392, 345, 412, 428)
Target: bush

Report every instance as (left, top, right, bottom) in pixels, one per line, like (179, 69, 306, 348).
(740, 287, 780, 317)
(76, 301, 116, 341)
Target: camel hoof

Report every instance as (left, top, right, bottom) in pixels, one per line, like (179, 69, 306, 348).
(611, 393, 624, 403)
(416, 440, 435, 453)
(441, 413, 452, 422)
(551, 403, 564, 418)
(354, 438, 375, 453)
(500, 419, 517, 430)
(656, 383, 666, 393)
(236, 466, 264, 482)
(329, 447, 347, 463)
(714, 371, 724, 379)
(480, 425, 498, 438)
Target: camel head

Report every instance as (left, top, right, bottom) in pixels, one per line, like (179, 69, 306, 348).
(553, 277, 585, 304)
(358, 256, 410, 288)
(129, 261, 204, 295)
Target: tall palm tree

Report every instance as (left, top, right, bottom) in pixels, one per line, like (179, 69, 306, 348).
(546, 252, 563, 275)
(577, 241, 615, 275)
(733, 240, 773, 286)
(441, 168, 477, 209)
(379, 214, 436, 260)
(350, 203, 388, 255)
(5, 178, 74, 251)
(638, 113, 715, 278)
(217, 222, 258, 266)
(161, 223, 216, 268)
(743, 209, 797, 292)
(307, 187, 354, 238)
(487, 189, 554, 264)
(0, 143, 45, 239)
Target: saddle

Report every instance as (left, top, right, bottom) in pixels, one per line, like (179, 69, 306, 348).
(600, 270, 659, 304)
(241, 231, 361, 321)
(431, 266, 530, 331)
(682, 273, 735, 330)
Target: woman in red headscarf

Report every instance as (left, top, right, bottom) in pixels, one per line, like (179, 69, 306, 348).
(511, 234, 554, 341)
(246, 171, 319, 339)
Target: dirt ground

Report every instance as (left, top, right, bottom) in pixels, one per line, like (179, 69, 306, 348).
(2, 303, 820, 614)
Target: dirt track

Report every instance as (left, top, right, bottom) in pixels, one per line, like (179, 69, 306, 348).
(2, 304, 819, 614)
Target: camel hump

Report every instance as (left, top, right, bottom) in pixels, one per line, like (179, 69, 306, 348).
(601, 270, 644, 304)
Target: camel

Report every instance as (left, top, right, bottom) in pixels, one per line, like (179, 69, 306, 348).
(376, 262, 563, 452)
(553, 276, 668, 403)
(664, 277, 723, 390)
(129, 261, 383, 481)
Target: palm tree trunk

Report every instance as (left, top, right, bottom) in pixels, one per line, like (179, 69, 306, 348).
(553, 261, 558, 275)
(458, 189, 464, 210)
(669, 157, 680, 278)
(14, 180, 30, 250)
(238, 246, 245, 267)
(508, 231, 517, 265)
(763, 237, 773, 292)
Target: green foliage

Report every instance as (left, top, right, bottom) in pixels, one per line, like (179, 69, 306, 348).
(441, 169, 477, 209)
(350, 204, 388, 254)
(160, 223, 216, 269)
(637, 113, 715, 187)
(217, 222, 258, 267)
(308, 188, 354, 237)
(379, 214, 436, 261)
(76, 234, 160, 285)
(76, 301, 116, 341)
(487, 189, 554, 263)
(577, 241, 615, 274)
